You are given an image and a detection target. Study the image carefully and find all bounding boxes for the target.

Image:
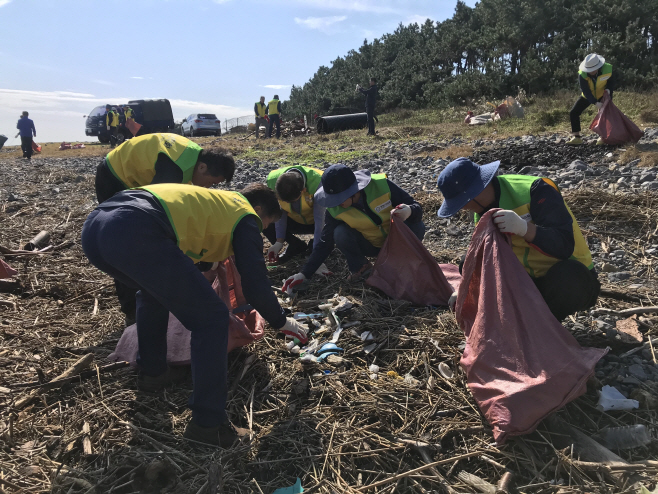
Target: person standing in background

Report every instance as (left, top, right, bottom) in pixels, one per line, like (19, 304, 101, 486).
(16, 111, 36, 160)
(106, 104, 120, 148)
(357, 78, 378, 136)
(254, 96, 269, 139)
(267, 95, 282, 139)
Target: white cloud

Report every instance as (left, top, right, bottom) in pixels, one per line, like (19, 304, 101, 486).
(294, 15, 347, 33)
(262, 84, 291, 89)
(130, 76, 144, 80)
(0, 0, 12, 7)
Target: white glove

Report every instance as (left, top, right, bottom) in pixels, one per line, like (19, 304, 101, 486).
(493, 210, 528, 236)
(391, 204, 412, 221)
(448, 292, 457, 311)
(279, 318, 308, 344)
(595, 102, 604, 110)
(211, 262, 219, 270)
(282, 273, 306, 295)
(605, 89, 610, 95)
(315, 263, 333, 276)
(267, 241, 284, 262)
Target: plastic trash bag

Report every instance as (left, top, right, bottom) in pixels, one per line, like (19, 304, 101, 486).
(456, 209, 607, 444)
(366, 218, 454, 306)
(125, 118, 142, 137)
(31, 141, 42, 153)
(590, 93, 644, 145)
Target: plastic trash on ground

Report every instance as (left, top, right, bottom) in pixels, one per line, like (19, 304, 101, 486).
(596, 385, 640, 411)
(593, 424, 651, 450)
(590, 92, 644, 145)
(272, 478, 303, 494)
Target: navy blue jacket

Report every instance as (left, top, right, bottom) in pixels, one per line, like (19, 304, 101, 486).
(16, 117, 36, 137)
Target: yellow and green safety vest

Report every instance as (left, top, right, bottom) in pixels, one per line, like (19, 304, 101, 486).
(266, 165, 323, 225)
(255, 102, 266, 118)
(106, 110, 119, 127)
(106, 133, 202, 188)
(268, 99, 280, 115)
(139, 184, 262, 263)
(475, 175, 593, 278)
(579, 63, 612, 100)
(124, 108, 134, 119)
(327, 174, 392, 248)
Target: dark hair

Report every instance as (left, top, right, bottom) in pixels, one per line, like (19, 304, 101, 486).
(370, 77, 377, 83)
(275, 172, 305, 202)
(22, 111, 28, 117)
(241, 183, 282, 220)
(274, 94, 279, 99)
(198, 148, 235, 182)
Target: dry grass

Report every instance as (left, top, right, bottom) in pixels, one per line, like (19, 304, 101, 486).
(619, 144, 658, 167)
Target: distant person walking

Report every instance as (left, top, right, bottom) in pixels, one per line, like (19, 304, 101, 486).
(357, 77, 378, 136)
(16, 111, 36, 160)
(254, 96, 269, 139)
(106, 104, 120, 147)
(267, 95, 282, 139)
(567, 54, 616, 146)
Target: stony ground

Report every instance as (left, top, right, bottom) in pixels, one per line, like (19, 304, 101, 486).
(1, 129, 657, 493)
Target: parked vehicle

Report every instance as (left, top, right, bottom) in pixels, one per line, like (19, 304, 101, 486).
(84, 99, 175, 143)
(181, 113, 222, 137)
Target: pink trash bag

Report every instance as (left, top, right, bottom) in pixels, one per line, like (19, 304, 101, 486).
(456, 209, 606, 444)
(366, 218, 455, 306)
(590, 93, 644, 145)
(109, 257, 265, 366)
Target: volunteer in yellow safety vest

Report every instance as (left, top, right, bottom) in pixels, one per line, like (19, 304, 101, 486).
(94, 133, 235, 326)
(567, 54, 617, 146)
(267, 95, 282, 139)
(254, 96, 269, 139)
(264, 165, 327, 268)
(282, 164, 425, 293)
(436, 157, 600, 320)
(105, 104, 120, 148)
(81, 183, 307, 447)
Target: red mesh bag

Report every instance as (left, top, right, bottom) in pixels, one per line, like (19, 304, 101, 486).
(590, 93, 644, 145)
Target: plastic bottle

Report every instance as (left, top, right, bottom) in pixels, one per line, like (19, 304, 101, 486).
(594, 425, 651, 450)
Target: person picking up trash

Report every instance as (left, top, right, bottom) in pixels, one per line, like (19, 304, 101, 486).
(81, 183, 307, 447)
(265, 165, 327, 266)
(282, 164, 425, 293)
(567, 53, 616, 146)
(437, 158, 600, 321)
(95, 133, 236, 327)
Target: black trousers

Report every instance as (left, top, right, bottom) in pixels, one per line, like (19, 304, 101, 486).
(569, 97, 594, 134)
(533, 259, 601, 321)
(366, 107, 376, 135)
(109, 126, 119, 147)
(20, 136, 33, 159)
(94, 161, 137, 317)
(268, 114, 281, 138)
(262, 221, 315, 258)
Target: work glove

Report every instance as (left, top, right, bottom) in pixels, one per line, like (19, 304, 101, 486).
(282, 273, 306, 295)
(493, 210, 528, 236)
(448, 292, 457, 311)
(267, 241, 284, 262)
(391, 204, 412, 221)
(605, 89, 610, 95)
(595, 102, 604, 110)
(279, 318, 308, 344)
(315, 263, 333, 276)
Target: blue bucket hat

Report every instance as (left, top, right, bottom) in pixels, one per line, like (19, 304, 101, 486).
(436, 157, 500, 217)
(314, 164, 372, 208)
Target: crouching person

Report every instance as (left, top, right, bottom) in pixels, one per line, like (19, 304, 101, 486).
(265, 165, 325, 263)
(436, 157, 600, 320)
(81, 183, 306, 447)
(282, 164, 425, 292)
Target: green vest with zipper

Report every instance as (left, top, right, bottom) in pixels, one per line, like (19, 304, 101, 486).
(579, 63, 612, 100)
(139, 184, 262, 263)
(266, 166, 323, 225)
(268, 99, 280, 115)
(255, 102, 266, 118)
(106, 133, 202, 188)
(475, 175, 593, 278)
(327, 174, 392, 248)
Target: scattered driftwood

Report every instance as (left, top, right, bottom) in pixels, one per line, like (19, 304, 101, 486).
(592, 306, 658, 317)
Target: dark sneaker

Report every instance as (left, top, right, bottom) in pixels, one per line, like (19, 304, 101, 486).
(347, 262, 373, 284)
(183, 420, 248, 447)
(137, 366, 189, 392)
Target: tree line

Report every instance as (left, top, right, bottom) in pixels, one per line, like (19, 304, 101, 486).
(283, 0, 658, 116)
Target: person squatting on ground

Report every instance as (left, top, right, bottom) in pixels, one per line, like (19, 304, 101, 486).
(282, 164, 425, 293)
(567, 54, 616, 146)
(437, 158, 600, 321)
(106, 104, 120, 147)
(16, 111, 36, 160)
(357, 78, 378, 136)
(267, 95, 282, 139)
(94, 133, 235, 326)
(254, 96, 269, 139)
(81, 183, 307, 447)
(264, 165, 327, 266)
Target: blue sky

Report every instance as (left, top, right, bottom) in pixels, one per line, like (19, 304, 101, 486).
(0, 0, 475, 143)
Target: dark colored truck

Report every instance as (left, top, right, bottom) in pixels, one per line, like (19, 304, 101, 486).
(85, 99, 175, 143)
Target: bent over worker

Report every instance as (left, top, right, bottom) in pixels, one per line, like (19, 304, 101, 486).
(567, 54, 616, 146)
(95, 133, 235, 326)
(436, 158, 600, 321)
(265, 165, 325, 264)
(283, 164, 425, 292)
(81, 184, 307, 447)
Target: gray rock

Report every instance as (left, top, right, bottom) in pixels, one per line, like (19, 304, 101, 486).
(599, 262, 618, 273)
(628, 364, 648, 380)
(608, 271, 632, 282)
(568, 160, 588, 171)
(595, 319, 614, 332)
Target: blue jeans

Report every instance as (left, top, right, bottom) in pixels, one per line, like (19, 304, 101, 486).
(81, 207, 230, 427)
(334, 221, 426, 273)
